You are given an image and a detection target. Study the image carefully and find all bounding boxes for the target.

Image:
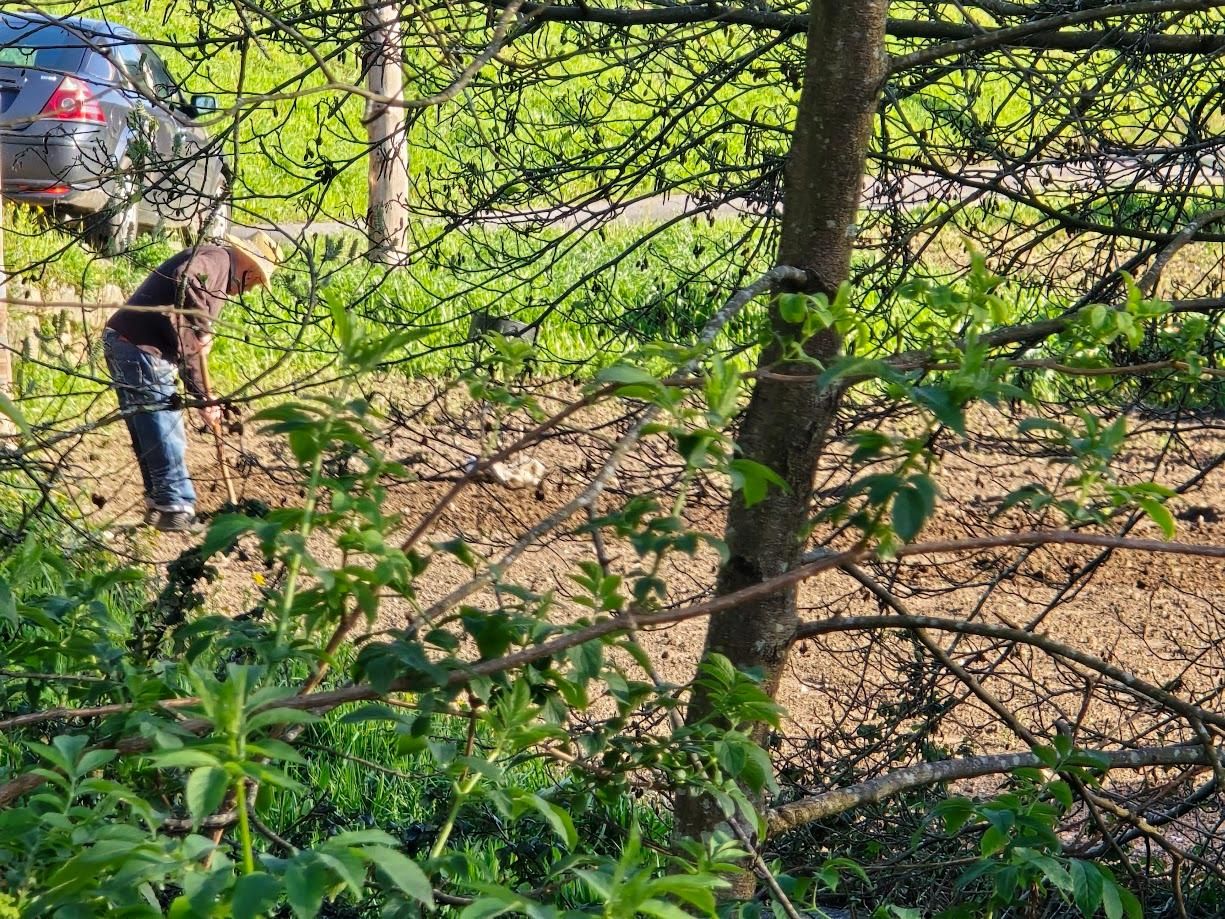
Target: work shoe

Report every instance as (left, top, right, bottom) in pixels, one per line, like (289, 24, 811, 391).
(150, 510, 206, 535)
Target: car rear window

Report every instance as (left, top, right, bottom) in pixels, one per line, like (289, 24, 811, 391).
(0, 19, 87, 73)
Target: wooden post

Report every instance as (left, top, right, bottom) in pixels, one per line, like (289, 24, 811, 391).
(362, 0, 409, 261)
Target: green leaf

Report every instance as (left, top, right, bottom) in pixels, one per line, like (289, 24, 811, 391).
(50, 734, 90, 771)
(247, 707, 322, 734)
(647, 874, 718, 911)
(849, 430, 893, 462)
(149, 749, 223, 770)
(1048, 780, 1074, 811)
(437, 538, 479, 569)
(327, 829, 400, 847)
(596, 364, 662, 390)
(933, 796, 974, 834)
(315, 851, 368, 898)
(912, 385, 967, 435)
(980, 823, 1009, 856)
(232, 872, 281, 919)
(461, 897, 518, 919)
(1067, 749, 1112, 771)
(573, 868, 613, 899)
(0, 391, 30, 437)
(0, 578, 16, 626)
(892, 486, 929, 542)
(640, 899, 694, 919)
(818, 356, 901, 389)
(778, 292, 808, 325)
(522, 794, 578, 848)
(992, 864, 1020, 902)
(909, 473, 938, 517)
(76, 748, 118, 774)
(285, 858, 328, 919)
(360, 846, 434, 907)
(328, 290, 354, 351)
(185, 767, 229, 827)
(338, 704, 401, 726)
(847, 472, 903, 505)
(675, 431, 715, 468)
(1135, 496, 1175, 540)
(1017, 849, 1072, 894)
(1070, 860, 1104, 918)
(201, 514, 258, 557)
(288, 428, 320, 464)
(568, 640, 604, 684)
(728, 458, 788, 508)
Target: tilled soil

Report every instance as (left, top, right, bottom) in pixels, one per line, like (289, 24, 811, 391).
(69, 383, 1225, 761)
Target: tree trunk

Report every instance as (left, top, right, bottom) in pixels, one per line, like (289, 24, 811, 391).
(362, 0, 409, 261)
(0, 148, 12, 435)
(674, 0, 890, 888)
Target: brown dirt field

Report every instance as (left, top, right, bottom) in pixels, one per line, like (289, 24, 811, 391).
(66, 383, 1225, 763)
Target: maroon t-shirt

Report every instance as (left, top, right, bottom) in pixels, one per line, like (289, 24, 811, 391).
(106, 246, 234, 400)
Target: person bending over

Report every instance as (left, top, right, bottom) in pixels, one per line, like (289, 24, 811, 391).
(102, 232, 279, 532)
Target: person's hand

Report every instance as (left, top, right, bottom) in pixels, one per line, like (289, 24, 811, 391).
(198, 404, 222, 430)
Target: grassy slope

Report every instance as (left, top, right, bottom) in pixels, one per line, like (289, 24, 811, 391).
(27, 0, 1224, 225)
(44, 0, 798, 222)
(9, 2, 1220, 413)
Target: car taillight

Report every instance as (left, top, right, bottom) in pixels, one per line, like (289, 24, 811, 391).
(39, 76, 105, 124)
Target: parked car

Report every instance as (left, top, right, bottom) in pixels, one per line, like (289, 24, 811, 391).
(0, 11, 230, 253)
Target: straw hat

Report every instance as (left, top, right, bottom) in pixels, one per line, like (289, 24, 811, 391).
(224, 231, 281, 287)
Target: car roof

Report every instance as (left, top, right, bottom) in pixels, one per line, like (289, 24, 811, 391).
(1, 10, 140, 41)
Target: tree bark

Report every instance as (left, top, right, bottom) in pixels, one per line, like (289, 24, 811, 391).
(0, 148, 12, 434)
(362, 0, 410, 261)
(673, 0, 890, 889)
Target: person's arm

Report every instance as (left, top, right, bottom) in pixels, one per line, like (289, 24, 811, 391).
(173, 252, 227, 419)
(177, 308, 210, 402)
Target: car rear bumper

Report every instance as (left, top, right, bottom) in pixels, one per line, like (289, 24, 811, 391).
(0, 130, 111, 212)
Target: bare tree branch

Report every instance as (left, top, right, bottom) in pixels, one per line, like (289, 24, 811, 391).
(490, 0, 1225, 58)
(892, 0, 1225, 70)
(765, 744, 1220, 836)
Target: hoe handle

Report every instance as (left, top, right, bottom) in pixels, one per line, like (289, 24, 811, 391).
(199, 358, 238, 506)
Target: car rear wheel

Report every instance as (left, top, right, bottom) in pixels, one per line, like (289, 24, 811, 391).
(85, 164, 139, 256)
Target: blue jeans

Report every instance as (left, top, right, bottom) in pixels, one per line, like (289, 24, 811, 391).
(103, 329, 196, 512)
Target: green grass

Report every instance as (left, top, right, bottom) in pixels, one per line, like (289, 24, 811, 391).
(12, 194, 1223, 441)
(22, 0, 1224, 231)
(266, 712, 667, 871)
(25, 0, 797, 222)
(4, 205, 177, 297)
(8, 214, 773, 430)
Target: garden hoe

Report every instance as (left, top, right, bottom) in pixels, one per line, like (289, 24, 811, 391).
(199, 360, 238, 507)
